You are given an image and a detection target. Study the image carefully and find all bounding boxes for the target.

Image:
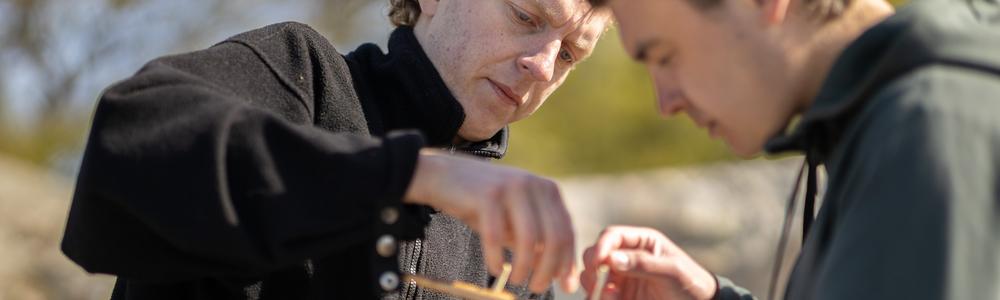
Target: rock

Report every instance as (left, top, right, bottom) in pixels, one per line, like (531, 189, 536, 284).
(0, 155, 114, 300)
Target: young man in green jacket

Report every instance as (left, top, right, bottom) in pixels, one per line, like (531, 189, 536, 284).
(579, 0, 1000, 299)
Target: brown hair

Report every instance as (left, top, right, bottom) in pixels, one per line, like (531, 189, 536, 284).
(389, 0, 422, 27)
(587, 0, 852, 20)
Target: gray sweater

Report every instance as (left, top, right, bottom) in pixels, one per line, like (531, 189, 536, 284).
(717, 0, 1000, 299)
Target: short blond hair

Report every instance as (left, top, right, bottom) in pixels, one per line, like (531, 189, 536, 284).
(389, 0, 421, 27)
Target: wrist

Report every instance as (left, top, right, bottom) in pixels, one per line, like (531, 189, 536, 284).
(707, 272, 720, 300)
(678, 258, 718, 300)
(403, 149, 443, 205)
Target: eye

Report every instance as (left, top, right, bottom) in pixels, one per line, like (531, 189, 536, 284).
(558, 48, 576, 64)
(510, 4, 539, 28)
(516, 10, 533, 23)
(657, 53, 673, 67)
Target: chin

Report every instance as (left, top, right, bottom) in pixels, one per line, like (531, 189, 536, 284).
(727, 138, 765, 159)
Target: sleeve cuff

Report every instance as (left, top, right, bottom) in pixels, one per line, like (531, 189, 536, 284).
(368, 130, 430, 294)
(713, 274, 757, 300)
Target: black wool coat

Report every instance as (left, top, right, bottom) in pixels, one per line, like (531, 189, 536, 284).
(63, 22, 549, 300)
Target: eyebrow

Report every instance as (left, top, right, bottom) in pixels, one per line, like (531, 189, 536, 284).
(568, 39, 588, 54)
(633, 38, 662, 62)
(565, 7, 605, 58)
(524, 0, 603, 59)
(568, 33, 598, 59)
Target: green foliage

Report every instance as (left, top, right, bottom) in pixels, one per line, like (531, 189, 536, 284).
(0, 115, 88, 167)
(889, 0, 909, 7)
(501, 32, 736, 176)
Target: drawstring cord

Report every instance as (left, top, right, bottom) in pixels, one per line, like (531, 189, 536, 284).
(767, 156, 819, 300)
(803, 157, 818, 242)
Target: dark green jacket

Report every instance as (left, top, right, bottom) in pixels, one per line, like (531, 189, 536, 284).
(716, 0, 1000, 298)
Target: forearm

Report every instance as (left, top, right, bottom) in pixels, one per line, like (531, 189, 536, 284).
(63, 63, 427, 279)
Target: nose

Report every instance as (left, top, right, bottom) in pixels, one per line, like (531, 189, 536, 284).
(657, 89, 688, 116)
(652, 70, 687, 117)
(517, 39, 560, 82)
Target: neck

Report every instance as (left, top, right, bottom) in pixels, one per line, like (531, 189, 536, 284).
(794, 0, 895, 111)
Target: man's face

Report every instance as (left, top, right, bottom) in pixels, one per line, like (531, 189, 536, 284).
(415, 0, 610, 141)
(610, 0, 802, 156)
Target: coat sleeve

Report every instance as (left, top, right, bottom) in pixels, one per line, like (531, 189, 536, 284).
(809, 66, 1000, 300)
(714, 275, 756, 300)
(61, 26, 427, 282)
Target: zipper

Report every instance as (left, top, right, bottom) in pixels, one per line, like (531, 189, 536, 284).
(464, 149, 502, 160)
(397, 144, 494, 299)
(401, 238, 423, 299)
(451, 144, 502, 160)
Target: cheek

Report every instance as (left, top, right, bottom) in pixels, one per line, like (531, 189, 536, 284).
(676, 62, 732, 117)
(512, 67, 566, 118)
(425, 9, 497, 75)
(425, 29, 486, 109)
(718, 77, 789, 154)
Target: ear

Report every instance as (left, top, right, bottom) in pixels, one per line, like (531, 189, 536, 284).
(758, 0, 791, 25)
(417, 0, 440, 17)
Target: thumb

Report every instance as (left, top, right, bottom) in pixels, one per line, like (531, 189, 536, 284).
(609, 250, 676, 279)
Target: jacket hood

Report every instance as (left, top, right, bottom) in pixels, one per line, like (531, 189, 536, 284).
(766, 0, 1000, 158)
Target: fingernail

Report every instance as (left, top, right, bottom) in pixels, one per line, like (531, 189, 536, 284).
(611, 252, 629, 271)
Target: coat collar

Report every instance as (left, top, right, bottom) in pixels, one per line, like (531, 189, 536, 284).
(346, 26, 508, 159)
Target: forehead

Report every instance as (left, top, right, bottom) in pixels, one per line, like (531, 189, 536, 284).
(608, 0, 690, 57)
(534, 0, 613, 49)
(534, 0, 592, 25)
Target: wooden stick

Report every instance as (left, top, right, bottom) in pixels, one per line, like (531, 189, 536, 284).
(404, 274, 515, 300)
(589, 265, 610, 300)
(491, 263, 513, 293)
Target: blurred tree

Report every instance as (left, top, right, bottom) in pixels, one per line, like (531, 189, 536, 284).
(0, 0, 375, 169)
(314, 0, 375, 44)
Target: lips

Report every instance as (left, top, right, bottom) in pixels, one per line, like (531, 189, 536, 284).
(488, 79, 523, 107)
(693, 117, 721, 139)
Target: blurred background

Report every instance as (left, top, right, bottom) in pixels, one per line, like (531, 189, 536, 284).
(0, 0, 900, 299)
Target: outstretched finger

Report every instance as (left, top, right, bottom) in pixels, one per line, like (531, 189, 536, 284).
(478, 196, 507, 276)
(590, 227, 628, 269)
(505, 184, 540, 285)
(528, 180, 573, 292)
(592, 226, 662, 269)
(609, 249, 678, 280)
(557, 255, 581, 293)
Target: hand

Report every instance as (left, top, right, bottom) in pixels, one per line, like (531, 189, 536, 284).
(404, 149, 578, 293)
(580, 226, 717, 300)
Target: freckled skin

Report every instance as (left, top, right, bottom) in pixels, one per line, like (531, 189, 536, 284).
(414, 0, 611, 141)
